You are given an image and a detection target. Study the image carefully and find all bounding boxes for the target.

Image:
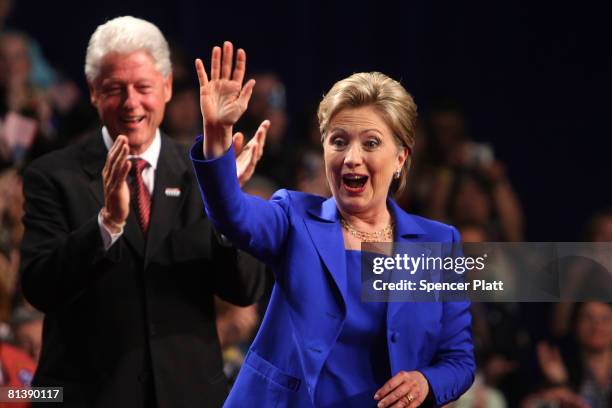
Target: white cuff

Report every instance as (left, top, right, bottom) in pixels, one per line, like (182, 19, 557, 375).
(98, 210, 124, 251)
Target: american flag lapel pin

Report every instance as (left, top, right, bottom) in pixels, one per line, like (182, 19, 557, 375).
(164, 187, 181, 197)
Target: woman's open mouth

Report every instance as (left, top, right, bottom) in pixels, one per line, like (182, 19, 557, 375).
(342, 173, 368, 193)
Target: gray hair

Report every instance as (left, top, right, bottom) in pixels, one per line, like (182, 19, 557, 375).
(84, 16, 171, 82)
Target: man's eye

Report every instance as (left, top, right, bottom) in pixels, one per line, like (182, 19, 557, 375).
(137, 85, 153, 93)
(104, 87, 122, 95)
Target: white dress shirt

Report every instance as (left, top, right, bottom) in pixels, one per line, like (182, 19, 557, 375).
(98, 127, 161, 250)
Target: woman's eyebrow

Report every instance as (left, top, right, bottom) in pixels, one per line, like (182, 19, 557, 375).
(359, 128, 384, 136)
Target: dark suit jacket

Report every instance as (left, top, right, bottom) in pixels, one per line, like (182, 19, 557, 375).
(20, 131, 267, 408)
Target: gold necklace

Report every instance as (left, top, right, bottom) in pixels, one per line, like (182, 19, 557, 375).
(340, 217, 395, 242)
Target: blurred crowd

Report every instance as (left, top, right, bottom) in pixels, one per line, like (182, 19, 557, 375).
(0, 6, 610, 407)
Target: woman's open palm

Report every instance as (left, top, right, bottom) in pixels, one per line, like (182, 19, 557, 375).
(196, 41, 255, 131)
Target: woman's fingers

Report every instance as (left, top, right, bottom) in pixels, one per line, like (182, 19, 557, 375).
(253, 120, 270, 160)
(375, 374, 404, 401)
(388, 384, 420, 408)
(199, 42, 249, 90)
(210, 46, 221, 80)
(376, 381, 412, 407)
(197, 41, 253, 133)
(221, 41, 233, 79)
(232, 132, 245, 155)
(194, 58, 209, 89)
(233, 48, 246, 84)
(235, 122, 269, 187)
(238, 79, 256, 110)
(375, 371, 427, 408)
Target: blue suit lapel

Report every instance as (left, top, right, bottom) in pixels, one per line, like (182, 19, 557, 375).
(304, 196, 347, 309)
(303, 198, 429, 316)
(389, 200, 425, 238)
(386, 200, 432, 320)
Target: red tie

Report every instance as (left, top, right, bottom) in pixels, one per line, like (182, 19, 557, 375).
(130, 158, 151, 234)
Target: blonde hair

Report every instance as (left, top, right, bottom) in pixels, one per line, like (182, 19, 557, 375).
(317, 72, 417, 194)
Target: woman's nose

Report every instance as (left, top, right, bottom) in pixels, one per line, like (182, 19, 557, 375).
(343, 143, 363, 168)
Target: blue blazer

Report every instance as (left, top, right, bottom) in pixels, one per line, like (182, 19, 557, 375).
(191, 141, 475, 407)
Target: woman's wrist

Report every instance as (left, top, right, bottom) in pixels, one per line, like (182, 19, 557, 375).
(203, 123, 233, 159)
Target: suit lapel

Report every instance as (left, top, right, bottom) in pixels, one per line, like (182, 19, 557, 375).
(82, 134, 106, 207)
(81, 131, 146, 257)
(386, 200, 431, 320)
(303, 198, 430, 315)
(145, 135, 190, 263)
(305, 197, 347, 308)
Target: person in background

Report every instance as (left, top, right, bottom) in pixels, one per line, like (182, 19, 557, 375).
(0, 168, 21, 333)
(0, 340, 36, 408)
(586, 210, 612, 242)
(10, 306, 42, 362)
(240, 72, 295, 187)
(242, 175, 277, 201)
(418, 103, 524, 242)
(536, 302, 612, 408)
(0, 31, 53, 168)
(161, 78, 200, 146)
(215, 297, 260, 385)
(551, 209, 612, 338)
(294, 148, 330, 197)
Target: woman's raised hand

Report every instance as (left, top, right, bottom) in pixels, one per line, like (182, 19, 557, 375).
(196, 41, 255, 158)
(233, 120, 269, 187)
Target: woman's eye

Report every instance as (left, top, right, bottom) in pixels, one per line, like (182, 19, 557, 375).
(364, 139, 380, 149)
(331, 137, 346, 147)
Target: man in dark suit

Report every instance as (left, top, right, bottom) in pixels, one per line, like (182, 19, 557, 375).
(19, 16, 267, 407)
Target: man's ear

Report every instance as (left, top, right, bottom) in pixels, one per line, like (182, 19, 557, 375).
(88, 82, 98, 106)
(163, 73, 173, 103)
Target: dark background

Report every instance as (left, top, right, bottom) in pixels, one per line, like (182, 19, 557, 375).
(9, 0, 611, 241)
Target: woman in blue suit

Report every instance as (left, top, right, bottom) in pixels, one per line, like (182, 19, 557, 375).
(190, 42, 475, 407)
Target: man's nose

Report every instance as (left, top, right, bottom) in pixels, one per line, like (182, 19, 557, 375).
(122, 86, 139, 109)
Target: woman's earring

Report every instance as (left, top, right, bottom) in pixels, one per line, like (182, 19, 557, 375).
(394, 170, 401, 179)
